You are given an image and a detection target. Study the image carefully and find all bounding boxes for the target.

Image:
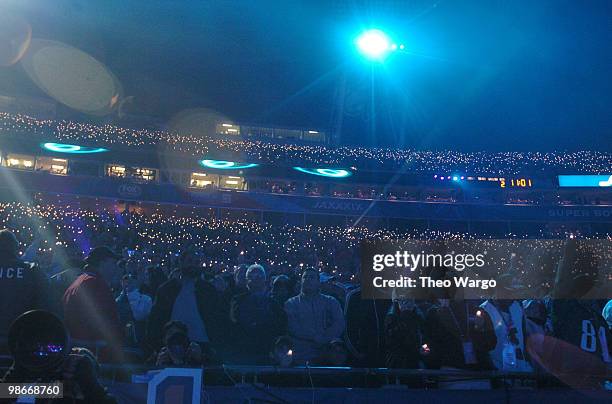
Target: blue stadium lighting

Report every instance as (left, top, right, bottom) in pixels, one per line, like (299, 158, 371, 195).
(293, 167, 352, 178)
(41, 142, 108, 154)
(356, 29, 391, 61)
(199, 159, 258, 170)
(452, 176, 459, 181)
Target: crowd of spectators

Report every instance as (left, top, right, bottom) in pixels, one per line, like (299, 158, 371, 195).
(1, 112, 611, 174)
(0, 200, 610, 391)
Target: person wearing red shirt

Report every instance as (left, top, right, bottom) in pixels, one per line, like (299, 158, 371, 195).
(63, 246, 124, 363)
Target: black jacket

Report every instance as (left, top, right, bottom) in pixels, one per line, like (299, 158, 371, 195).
(424, 301, 494, 370)
(0, 257, 50, 352)
(228, 292, 286, 364)
(146, 278, 221, 353)
(344, 288, 390, 367)
(384, 302, 424, 369)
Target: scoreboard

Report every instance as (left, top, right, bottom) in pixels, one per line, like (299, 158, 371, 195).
(431, 175, 535, 188)
(499, 178, 533, 188)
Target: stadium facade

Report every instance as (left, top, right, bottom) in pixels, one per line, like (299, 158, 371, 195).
(0, 114, 610, 235)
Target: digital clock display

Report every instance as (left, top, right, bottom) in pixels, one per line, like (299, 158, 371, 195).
(500, 178, 533, 188)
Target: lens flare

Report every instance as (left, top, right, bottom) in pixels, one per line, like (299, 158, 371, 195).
(0, 14, 32, 66)
(21, 39, 122, 115)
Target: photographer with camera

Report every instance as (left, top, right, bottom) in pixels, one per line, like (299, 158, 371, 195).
(152, 321, 213, 367)
(1, 310, 116, 403)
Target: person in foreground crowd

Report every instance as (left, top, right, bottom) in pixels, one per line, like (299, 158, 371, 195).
(230, 264, 286, 364)
(603, 300, 612, 330)
(152, 321, 213, 367)
(285, 268, 345, 364)
(0, 229, 51, 356)
(115, 274, 153, 347)
(476, 298, 533, 372)
(549, 242, 610, 363)
(270, 274, 294, 307)
(542, 242, 611, 388)
(385, 298, 425, 369)
(62, 246, 124, 363)
(424, 299, 494, 371)
(147, 251, 220, 355)
(344, 285, 390, 367)
(1, 310, 116, 403)
(232, 264, 249, 296)
(139, 265, 167, 299)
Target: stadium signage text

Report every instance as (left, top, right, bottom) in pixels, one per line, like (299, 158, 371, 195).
(0, 267, 24, 279)
(313, 200, 367, 212)
(547, 209, 612, 218)
(118, 184, 143, 198)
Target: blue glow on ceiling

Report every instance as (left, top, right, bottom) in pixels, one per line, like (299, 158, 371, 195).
(41, 142, 108, 154)
(199, 159, 258, 170)
(293, 167, 352, 178)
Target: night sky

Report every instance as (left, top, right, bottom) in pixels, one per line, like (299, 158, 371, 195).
(1, 0, 610, 151)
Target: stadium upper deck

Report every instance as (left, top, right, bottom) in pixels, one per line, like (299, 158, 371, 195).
(1, 112, 611, 175)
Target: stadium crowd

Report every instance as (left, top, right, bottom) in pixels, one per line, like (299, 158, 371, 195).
(0, 200, 610, 392)
(1, 112, 611, 174)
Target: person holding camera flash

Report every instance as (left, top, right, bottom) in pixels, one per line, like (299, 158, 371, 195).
(154, 321, 209, 367)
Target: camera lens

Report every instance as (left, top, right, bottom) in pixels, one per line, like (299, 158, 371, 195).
(8, 310, 68, 373)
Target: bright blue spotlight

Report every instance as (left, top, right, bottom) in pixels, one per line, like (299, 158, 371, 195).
(356, 29, 391, 60)
(293, 167, 352, 178)
(453, 176, 459, 181)
(41, 142, 108, 154)
(199, 159, 258, 170)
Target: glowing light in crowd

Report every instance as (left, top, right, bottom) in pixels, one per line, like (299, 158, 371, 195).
(0, 113, 609, 174)
(293, 167, 352, 178)
(41, 142, 108, 154)
(200, 159, 258, 170)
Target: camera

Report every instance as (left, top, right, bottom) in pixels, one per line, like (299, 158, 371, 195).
(2, 310, 116, 403)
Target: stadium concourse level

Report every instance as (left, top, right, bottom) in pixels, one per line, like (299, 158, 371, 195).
(1, 112, 611, 174)
(0, 200, 610, 390)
